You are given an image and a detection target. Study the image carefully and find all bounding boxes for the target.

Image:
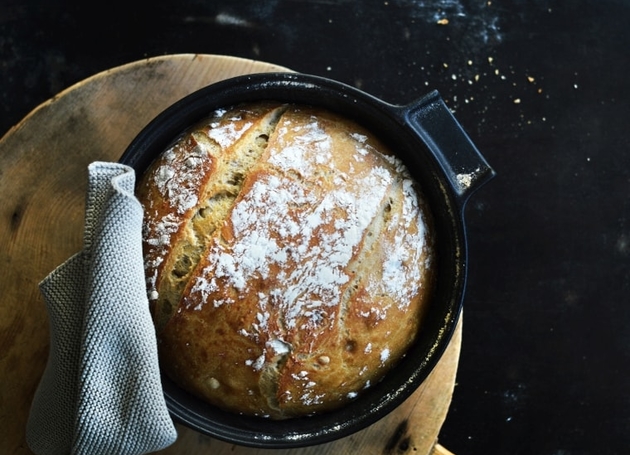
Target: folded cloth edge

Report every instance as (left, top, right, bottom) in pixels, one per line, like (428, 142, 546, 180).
(27, 162, 177, 455)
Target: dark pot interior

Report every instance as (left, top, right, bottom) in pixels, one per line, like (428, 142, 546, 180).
(119, 72, 494, 448)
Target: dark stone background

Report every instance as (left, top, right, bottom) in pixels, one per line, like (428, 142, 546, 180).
(2, 1, 628, 454)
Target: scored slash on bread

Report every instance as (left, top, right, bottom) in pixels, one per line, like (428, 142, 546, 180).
(137, 102, 435, 418)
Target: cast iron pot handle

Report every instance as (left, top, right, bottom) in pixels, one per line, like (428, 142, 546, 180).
(402, 90, 495, 206)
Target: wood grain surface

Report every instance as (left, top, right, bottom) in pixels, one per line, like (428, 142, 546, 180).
(0, 54, 460, 455)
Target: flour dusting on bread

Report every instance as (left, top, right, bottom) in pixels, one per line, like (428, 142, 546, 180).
(137, 102, 435, 418)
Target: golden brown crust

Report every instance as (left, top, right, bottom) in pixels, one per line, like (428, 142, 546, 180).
(137, 102, 286, 330)
(137, 103, 435, 418)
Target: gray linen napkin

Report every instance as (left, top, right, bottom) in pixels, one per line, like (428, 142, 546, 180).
(26, 162, 177, 455)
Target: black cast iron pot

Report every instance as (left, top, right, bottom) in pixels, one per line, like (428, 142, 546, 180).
(119, 72, 495, 448)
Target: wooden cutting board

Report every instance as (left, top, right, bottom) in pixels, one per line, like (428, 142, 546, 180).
(0, 54, 460, 455)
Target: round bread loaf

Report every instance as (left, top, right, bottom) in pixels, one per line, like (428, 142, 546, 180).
(137, 102, 435, 419)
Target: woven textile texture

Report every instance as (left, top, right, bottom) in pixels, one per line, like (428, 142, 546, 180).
(26, 162, 177, 455)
